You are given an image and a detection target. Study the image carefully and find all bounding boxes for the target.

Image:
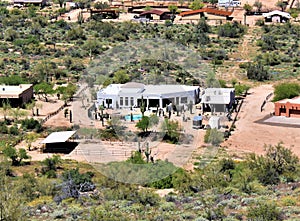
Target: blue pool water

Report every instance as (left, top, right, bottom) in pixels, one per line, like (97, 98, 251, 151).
(125, 114, 142, 121)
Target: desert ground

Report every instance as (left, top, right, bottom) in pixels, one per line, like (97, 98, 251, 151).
(16, 83, 299, 169)
(224, 84, 300, 157)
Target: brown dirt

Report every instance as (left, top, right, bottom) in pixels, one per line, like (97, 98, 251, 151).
(224, 84, 300, 157)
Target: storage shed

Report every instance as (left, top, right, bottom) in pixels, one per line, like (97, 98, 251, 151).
(41, 131, 78, 153)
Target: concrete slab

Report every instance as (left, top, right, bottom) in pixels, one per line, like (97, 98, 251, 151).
(264, 116, 300, 126)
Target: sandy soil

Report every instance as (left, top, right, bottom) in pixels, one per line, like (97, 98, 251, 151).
(224, 84, 300, 157)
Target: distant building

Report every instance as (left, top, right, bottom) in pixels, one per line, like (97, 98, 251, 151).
(179, 8, 234, 21)
(41, 131, 78, 153)
(139, 9, 172, 20)
(262, 10, 291, 23)
(274, 96, 300, 118)
(13, 0, 48, 7)
(0, 84, 33, 107)
(97, 82, 200, 109)
(201, 88, 235, 113)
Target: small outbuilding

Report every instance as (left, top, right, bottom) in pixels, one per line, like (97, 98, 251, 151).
(262, 10, 291, 23)
(139, 9, 172, 20)
(0, 84, 33, 107)
(41, 131, 78, 153)
(209, 116, 220, 129)
(201, 88, 235, 113)
(274, 96, 300, 118)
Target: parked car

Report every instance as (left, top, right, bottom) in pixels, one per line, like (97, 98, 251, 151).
(131, 16, 150, 23)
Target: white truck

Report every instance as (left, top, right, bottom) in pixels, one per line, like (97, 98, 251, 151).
(218, 0, 241, 7)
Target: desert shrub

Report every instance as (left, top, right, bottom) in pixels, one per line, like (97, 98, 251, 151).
(9, 124, 19, 135)
(218, 22, 246, 38)
(235, 84, 250, 96)
(41, 155, 61, 178)
(255, 19, 265, 26)
(273, 82, 300, 102)
(204, 129, 223, 146)
(247, 143, 299, 185)
(246, 61, 270, 81)
(161, 119, 181, 144)
(135, 189, 160, 206)
(21, 118, 42, 132)
(260, 34, 277, 51)
(247, 201, 284, 221)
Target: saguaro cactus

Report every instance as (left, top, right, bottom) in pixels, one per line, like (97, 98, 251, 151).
(144, 142, 151, 163)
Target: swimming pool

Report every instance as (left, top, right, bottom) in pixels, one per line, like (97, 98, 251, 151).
(125, 114, 142, 121)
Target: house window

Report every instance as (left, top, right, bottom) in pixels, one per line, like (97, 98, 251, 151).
(181, 97, 187, 104)
(125, 97, 129, 106)
(176, 97, 180, 105)
(130, 97, 134, 106)
(120, 97, 123, 106)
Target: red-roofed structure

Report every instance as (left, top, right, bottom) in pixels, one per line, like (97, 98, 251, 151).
(180, 8, 233, 18)
(275, 96, 300, 118)
(140, 9, 172, 20)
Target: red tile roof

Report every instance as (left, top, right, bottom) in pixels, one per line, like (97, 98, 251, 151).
(140, 9, 167, 16)
(180, 8, 233, 17)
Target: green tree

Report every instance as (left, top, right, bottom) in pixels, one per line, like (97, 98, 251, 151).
(273, 82, 300, 102)
(83, 39, 103, 59)
(208, 0, 218, 7)
(136, 116, 150, 132)
(234, 84, 250, 96)
(3, 145, 31, 166)
(254, 0, 263, 12)
(144, 5, 152, 11)
(276, 0, 287, 11)
(93, 1, 109, 9)
(189, 0, 205, 10)
(41, 155, 61, 178)
(34, 82, 54, 102)
(243, 3, 253, 13)
(33, 60, 54, 83)
(168, 5, 178, 15)
(127, 151, 145, 164)
(136, 115, 158, 133)
(161, 119, 181, 143)
(113, 69, 130, 84)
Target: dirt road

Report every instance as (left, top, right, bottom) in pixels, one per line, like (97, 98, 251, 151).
(224, 84, 300, 157)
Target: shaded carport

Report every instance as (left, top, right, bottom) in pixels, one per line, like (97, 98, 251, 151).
(41, 131, 78, 154)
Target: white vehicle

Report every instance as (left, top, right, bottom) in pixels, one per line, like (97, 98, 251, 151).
(218, 0, 241, 7)
(131, 16, 150, 23)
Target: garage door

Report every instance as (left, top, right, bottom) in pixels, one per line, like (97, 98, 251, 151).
(289, 109, 300, 118)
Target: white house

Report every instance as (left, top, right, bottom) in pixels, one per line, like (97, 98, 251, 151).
(262, 10, 291, 23)
(97, 82, 200, 109)
(201, 88, 235, 113)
